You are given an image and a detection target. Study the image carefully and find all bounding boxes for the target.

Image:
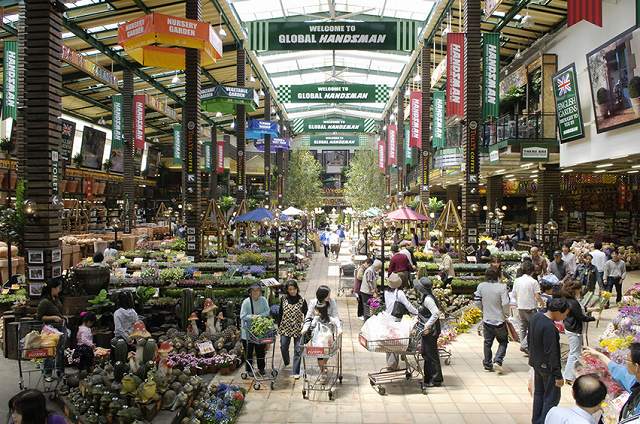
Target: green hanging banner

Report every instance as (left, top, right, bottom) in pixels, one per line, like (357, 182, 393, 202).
(2, 40, 18, 120)
(203, 142, 212, 172)
(292, 116, 377, 133)
(111, 95, 123, 148)
(552, 63, 585, 143)
(201, 85, 259, 114)
(248, 20, 419, 51)
(432, 91, 446, 148)
(277, 83, 389, 103)
(482, 33, 500, 120)
(173, 125, 182, 165)
(309, 135, 360, 146)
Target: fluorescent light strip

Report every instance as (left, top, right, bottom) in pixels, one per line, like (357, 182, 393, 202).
(594, 169, 607, 173)
(505, 174, 515, 178)
(561, 169, 573, 173)
(596, 163, 613, 168)
(628, 170, 639, 174)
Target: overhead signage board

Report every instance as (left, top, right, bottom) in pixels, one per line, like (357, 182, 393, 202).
(2, 40, 18, 121)
(552, 63, 585, 143)
(145, 93, 178, 121)
(247, 119, 279, 140)
(521, 144, 549, 162)
(434, 148, 463, 169)
(482, 33, 500, 119)
(255, 137, 290, 151)
(292, 116, 377, 133)
(432, 91, 446, 148)
(277, 83, 389, 103)
(201, 85, 259, 113)
(248, 20, 419, 51)
(484, 0, 503, 17)
(409, 91, 422, 148)
(446, 33, 465, 118)
(61, 45, 119, 90)
(387, 124, 397, 165)
(310, 135, 359, 146)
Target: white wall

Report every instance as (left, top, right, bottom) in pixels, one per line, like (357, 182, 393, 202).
(547, 0, 639, 167)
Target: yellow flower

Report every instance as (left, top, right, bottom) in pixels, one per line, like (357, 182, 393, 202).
(601, 291, 612, 300)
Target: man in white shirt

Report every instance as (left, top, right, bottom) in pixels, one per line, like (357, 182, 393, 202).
(545, 374, 607, 424)
(329, 230, 340, 261)
(590, 241, 607, 290)
(561, 243, 577, 277)
(511, 261, 543, 355)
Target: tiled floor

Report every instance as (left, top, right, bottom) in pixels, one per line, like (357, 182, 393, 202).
(223, 241, 630, 424)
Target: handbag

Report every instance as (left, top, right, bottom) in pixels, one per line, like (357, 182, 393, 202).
(390, 290, 410, 319)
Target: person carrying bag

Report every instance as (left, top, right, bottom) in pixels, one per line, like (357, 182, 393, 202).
(383, 273, 418, 370)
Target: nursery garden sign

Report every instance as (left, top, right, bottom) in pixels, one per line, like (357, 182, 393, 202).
(552, 63, 585, 143)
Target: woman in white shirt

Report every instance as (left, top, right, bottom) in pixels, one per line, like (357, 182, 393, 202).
(384, 273, 418, 370)
(414, 277, 444, 389)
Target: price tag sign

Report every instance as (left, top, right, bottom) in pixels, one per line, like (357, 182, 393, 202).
(197, 341, 215, 355)
(1, 289, 9, 295)
(11, 284, 20, 290)
(133, 257, 144, 264)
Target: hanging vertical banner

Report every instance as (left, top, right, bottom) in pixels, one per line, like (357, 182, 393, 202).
(446, 33, 465, 118)
(111, 95, 123, 147)
(60, 119, 76, 162)
(567, 0, 603, 27)
(432, 91, 446, 148)
(2, 40, 18, 121)
(409, 91, 422, 148)
(173, 125, 182, 164)
(133, 95, 146, 151)
(378, 140, 385, 171)
(216, 140, 224, 173)
(552, 63, 585, 143)
(404, 126, 412, 162)
(387, 124, 397, 166)
(482, 33, 500, 120)
(203, 142, 212, 172)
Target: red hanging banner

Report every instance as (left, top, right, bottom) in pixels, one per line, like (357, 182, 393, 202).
(567, 0, 602, 27)
(409, 91, 422, 148)
(378, 139, 385, 171)
(216, 140, 224, 173)
(387, 124, 397, 166)
(446, 32, 465, 118)
(133, 94, 146, 151)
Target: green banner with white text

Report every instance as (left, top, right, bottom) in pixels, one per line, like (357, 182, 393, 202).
(310, 135, 360, 147)
(482, 33, 500, 120)
(552, 63, 585, 143)
(278, 83, 389, 103)
(111, 95, 123, 149)
(2, 40, 18, 120)
(432, 91, 446, 148)
(173, 125, 182, 165)
(292, 116, 377, 133)
(203, 142, 212, 172)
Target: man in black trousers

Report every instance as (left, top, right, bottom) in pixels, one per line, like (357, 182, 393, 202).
(528, 297, 570, 424)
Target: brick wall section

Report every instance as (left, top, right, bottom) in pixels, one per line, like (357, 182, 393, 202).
(263, 87, 271, 205)
(462, 0, 482, 247)
(24, 0, 63, 279)
(487, 175, 503, 211)
(447, 184, 460, 207)
(16, 3, 25, 180)
(235, 46, 246, 203)
(122, 69, 135, 234)
(210, 123, 218, 200)
(184, 0, 202, 259)
(397, 88, 405, 194)
(536, 164, 560, 229)
(420, 46, 432, 204)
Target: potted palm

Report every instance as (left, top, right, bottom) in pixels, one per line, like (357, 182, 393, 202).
(629, 76, 640, 116)
(597, 88, 609, 118)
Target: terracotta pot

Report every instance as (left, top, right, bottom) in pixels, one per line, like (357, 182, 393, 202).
(67, 180, 78, 193)
(9, 172, 16, 190)
(59, 180, 67, 193)
(0, 171, 6, 190)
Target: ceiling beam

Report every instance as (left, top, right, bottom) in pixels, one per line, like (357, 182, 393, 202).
(131, 0, 150, 14)
(286, 104, 383, 113)
(494, 0, 530, 32)
(269, 65, 399, 79)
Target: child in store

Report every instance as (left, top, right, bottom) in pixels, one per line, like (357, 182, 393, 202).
(73, 311, 96, 371)
(302, 302, 342, 384)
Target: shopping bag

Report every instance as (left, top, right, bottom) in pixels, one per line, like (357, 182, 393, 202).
(506, 318, 519, 342)
(311, 322, 335, 347)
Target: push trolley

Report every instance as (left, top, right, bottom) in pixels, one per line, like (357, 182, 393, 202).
(301, 333, 342, 400)
(240, 323, 279, 390)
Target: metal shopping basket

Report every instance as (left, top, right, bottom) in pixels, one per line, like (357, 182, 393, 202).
(301, 333, 342, 401)
(17, 320, 67, 396)
(240, 323, 279, 390)
(337, 263, 356, 296)
(359, 330, 424, 395)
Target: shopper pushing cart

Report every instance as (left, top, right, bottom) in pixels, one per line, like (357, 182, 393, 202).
(240, 283, 279, 390)
(301, 301, 343, 400)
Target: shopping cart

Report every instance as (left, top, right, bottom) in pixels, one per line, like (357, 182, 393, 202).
(359, 330, 424, 395)
(337, 263, 356, 296)
(240, 322, 279, 390)
(301, 333, 342, 400)
(17, 320, 67, 396)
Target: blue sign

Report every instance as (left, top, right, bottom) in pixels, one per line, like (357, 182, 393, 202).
(247, 119, 280, 140)
(255, 137, 290, 152)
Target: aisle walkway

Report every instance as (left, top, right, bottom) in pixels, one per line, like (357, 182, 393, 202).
(230, 242, 603, 424)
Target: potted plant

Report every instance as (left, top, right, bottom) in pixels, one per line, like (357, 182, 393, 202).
(597, 87, 610, 118)
(0, 137, 13, 157)
(629, 76, 640, 116)
(102, 159, 112, 173)
(72, 153, 83, 168)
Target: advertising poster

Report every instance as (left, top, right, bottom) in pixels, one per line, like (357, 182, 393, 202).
(552, 63, 585, 143)
(324, 151, 348, 174)
(81, 127, 107, 170)
(60, 119, 76, 162)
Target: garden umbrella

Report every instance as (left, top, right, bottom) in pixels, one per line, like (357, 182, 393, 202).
(386, 207, 429, 221)
(234, 207, 291, 223)
(282, 206, 303, 216)
(364, 207, 383, 217)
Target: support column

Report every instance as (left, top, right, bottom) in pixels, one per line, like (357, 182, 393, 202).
(122, 70, 134, 234)
(486, 175, 503, 211)
(235, 46, 246, 202)
(536, 164, 560, 230)
(183, 0, 202, 259)
(23, 0, 64, 281)
(263, 87, 271, 206)
(16, 2, 26, 180)
(383, 114, 390, 199)
(462, 0, 482, 248)
(446, 184, 460, 207)
(209, 123, 218, 200)
(397, 89, 405, 195)
(420, 46, 432, 204)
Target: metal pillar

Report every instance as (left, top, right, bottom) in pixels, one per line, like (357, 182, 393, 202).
(263, 86, 271, 206)
(236, 46, 247, 202)
(420, 46, 432, 205)
(209, 123, 218, 200)
(122, 69, 135, 234)
(397, 88, 405, 195)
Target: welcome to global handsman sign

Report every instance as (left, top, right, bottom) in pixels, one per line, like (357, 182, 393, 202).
(277, 83, 389, 104)
(248, 20, 419, 51)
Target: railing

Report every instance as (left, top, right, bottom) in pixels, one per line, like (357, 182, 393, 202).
(480, 112, 556, 147)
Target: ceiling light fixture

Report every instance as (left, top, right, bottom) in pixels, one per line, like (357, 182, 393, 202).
(98, 117, 106, 126)
(215, 111, 222, 118)
(413, 72, 420, 82)
(628, 170, 639, 174)
(594, 169, 607, 173)
(505, 174, 515, 178)
(495, 169, 506, 174)
(596, 163, 613, 168)
(631, 164, 640, 169)
(249, 73, 256, 83)
(171, 72, 180, 84)
(219, 26, 227, 38)
(520, 163, 533, 168)
(230, 121, 235, 130)
(404, 87, 410, 97)
(561, 169, 574, 173)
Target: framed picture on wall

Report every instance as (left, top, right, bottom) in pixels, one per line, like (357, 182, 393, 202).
(29, 282, 44, 297)
(28, 267, 44, 281)
(52, 265, 62, 278)
(28, 250, 44, 264)
(51, 249, 62, 263)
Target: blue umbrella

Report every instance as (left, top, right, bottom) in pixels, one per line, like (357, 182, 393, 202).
(234, 207, 292, 223)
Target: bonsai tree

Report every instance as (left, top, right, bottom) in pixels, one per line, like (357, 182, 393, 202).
(102, 159, 113, 172)
(73, 152, 83, 167)
(596, 87, 609, 117)
(629, 76, 640, 115)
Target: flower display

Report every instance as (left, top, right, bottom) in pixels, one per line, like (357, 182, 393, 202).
(196, 384, 247, 424)
(367, 297, 383, 315)
(599, 335, 634, 353)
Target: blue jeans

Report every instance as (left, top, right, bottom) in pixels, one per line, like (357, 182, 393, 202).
(562, 331, 582, 382)
(532, 368, 561, 424)
(597, 271, 604, 290)
(280, 335, 302, 375)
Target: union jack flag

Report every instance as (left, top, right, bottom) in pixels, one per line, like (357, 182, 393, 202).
(557, 74, 572, 96)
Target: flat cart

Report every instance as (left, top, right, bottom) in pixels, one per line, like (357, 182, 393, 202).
(337, 263, 356, 296)
(17, 320, 67, 396)
(301, 333, 342, 400)
(359, 330, 425, 395)
(240, 323, 279, 390)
